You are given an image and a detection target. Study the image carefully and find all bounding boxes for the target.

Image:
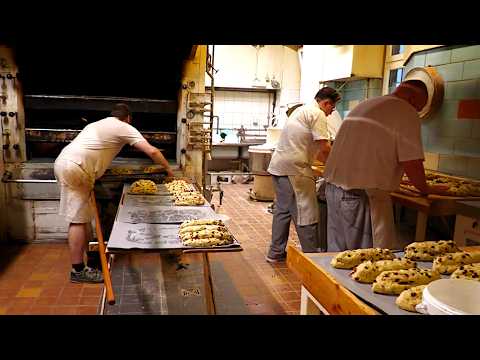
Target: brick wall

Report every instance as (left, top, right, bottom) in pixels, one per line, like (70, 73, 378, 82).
(404, 45, 480, 179)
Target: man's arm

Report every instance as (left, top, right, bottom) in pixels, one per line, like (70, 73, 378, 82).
(401, 159, 449, 195)
(133, 140, 174, 177)
(315, 139, 331, 164)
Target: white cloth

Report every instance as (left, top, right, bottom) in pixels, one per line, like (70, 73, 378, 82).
(54, 158, 95, 223)
(57, 117, 146, 179)
(324, 95, 424, 192)
(268, 101, 329, 178)
(366, 188, 398, 249)
(288, 175, 319, 226)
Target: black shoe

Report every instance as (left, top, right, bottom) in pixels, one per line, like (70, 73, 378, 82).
(70, 266, 104, 284)
(265, 254, 287, 263)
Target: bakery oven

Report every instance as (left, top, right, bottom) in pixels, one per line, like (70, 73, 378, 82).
(0, 37, 193, 242)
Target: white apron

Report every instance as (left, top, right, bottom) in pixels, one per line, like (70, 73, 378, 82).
(288, 174, 319, 226)
(366, 188, 398, 249)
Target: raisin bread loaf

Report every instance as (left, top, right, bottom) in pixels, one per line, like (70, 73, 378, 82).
(395, 285, 427, 313)
(404, 240, 459, 261)
(330, 248, 395, 269)
(432, 252, 480, 274)
(351, 258, 416, 283)
(372, 268, 440, 295)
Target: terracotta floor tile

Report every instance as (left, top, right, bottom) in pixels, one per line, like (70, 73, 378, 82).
(0, 289, 19, 298)
(6, 304, 33, 315)
(53, 306, 78, 315)
(82, 287, 103, 297)
(57, 296, 81, 306)
(28, 306, 54, 315)
(61, 287, 84, 297)
(0, 298, 13, 306)
(36, 297, 59, 306)
(16, 288, 43, 298)
(0, 307, 7, 315)
(79, 297, 101, 306)
(77, 306, 99, 315)
(40, 287, 63, 298)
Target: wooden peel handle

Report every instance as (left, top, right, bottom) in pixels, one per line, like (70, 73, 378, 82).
(91, 192, 116, 305)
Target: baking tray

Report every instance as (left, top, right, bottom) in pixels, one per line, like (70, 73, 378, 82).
(117, 205, 222, 224)
(313, 252, 451, 315)
(123, 194, 176, 207)
(107, 222, 241, 251)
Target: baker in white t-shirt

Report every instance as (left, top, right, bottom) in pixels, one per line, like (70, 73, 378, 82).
(323, 80, 448, 251)
(265, 87, 341, 263)
(54, 103, 174, 283)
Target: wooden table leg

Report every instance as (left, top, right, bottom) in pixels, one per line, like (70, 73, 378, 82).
(415, 211, 429, 243)
(91, 192, 116, 305)
(202, 252, 216, 315)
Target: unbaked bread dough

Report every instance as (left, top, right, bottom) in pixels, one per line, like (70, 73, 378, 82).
(450, 263, 480, 281)
(129, 179, 158, 194)
(395, 285, 427, 313)
(351, 258, 416, 283)
(180, 219, 224, 229)
(330, 248, 395, 269)
(432, 252, 480, 274)
(404, 240, 458, 261)
(372, 268, 440, 295)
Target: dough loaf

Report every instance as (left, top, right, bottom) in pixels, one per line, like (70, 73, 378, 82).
(179, 219, 233, 248)
(180, 219, 224, 229)
(330, 248, 395, 269)
(404, 240, 459, 261)
(129, 179, 158, 194)
(450, 263, 480, 281)
(179, 224, 227, 235)
(372, 268, 440, 295)
(395, 285, 427, 313)
(351, 258, 416, 283)
(432, 252, 480, 274)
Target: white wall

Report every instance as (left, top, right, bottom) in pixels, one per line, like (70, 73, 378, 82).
(207, 45, 301, 129)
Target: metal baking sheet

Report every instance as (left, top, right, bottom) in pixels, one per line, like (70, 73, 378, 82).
(107, 221, 241, 250)
(117, 205, 221, 224)
(123, 194, 176, 207)
(312, 252, 450, 315)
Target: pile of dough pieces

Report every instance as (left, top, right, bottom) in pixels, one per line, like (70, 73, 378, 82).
(179, 219, 233, 247)
(129, 179, 158, 194)
(331, 241, 480, 313)
(165, 179, 205, 206)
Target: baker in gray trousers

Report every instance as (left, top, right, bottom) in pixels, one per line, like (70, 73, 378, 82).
(266, 87, 341, 263)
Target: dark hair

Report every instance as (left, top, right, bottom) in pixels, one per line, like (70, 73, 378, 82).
(403, 80, 428, 96)
(110, 103, 131, 121)
(315, 86, 341, 103)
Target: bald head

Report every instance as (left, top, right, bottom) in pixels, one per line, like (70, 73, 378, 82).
(393, 80, 428, 111)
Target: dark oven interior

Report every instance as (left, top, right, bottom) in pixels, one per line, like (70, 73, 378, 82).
(9, 37, 193, 162)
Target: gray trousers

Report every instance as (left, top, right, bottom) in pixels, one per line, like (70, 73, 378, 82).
(325, 182, 373, 252)
(268, 176, 321, 258)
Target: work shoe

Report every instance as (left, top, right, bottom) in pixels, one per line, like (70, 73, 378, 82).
(70, 266, 104, 284)
(265, 253, 287, 264)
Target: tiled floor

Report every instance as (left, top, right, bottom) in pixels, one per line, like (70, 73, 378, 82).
(0, 183, 302, 315)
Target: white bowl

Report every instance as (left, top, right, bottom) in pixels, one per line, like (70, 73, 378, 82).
(416, 279, 480, 315)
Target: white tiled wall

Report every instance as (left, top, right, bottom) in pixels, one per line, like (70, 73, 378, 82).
(214, 90, 274, 130)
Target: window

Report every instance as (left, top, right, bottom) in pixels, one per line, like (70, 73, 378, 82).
(391, 45, 405, 56)
(388, 68, 404, 93)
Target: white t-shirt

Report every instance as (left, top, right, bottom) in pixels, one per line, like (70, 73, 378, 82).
(268, 101, 329, 177)
(323, 95, 424, 191)
(57, 117, 146, 179)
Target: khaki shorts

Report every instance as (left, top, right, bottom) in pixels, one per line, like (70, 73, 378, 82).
(54, 158, 95, 223)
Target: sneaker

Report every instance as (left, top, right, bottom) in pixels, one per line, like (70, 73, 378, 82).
(70, 266, 104, 284)
(265, 254, 287, 263)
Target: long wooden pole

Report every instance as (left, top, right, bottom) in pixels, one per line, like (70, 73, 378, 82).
(91, 192, 115, 305)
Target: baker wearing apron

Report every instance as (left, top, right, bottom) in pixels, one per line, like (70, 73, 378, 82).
(265, 87, 341, 262)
